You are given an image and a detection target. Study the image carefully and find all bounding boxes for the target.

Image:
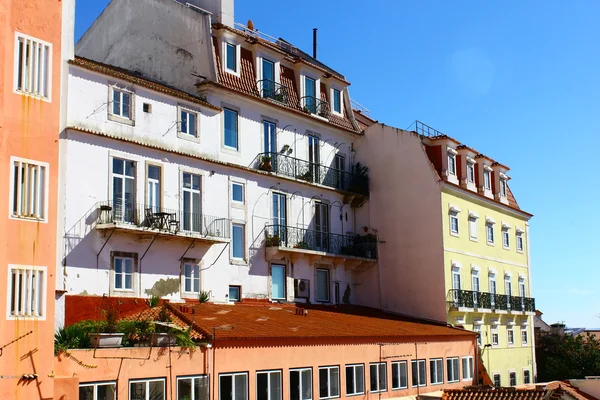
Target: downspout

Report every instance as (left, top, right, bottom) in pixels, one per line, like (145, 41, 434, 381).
(525, 222, 536, 381)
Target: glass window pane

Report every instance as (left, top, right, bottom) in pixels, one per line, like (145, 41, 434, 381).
(79, 386, 94, 400)
(235, 374, 248, 400)
(179, 378, 192, 400)
(316, 269, 329, 302)
(301, 370, 312, 400)
(130, 382, 146, 400)
(270, 372, 282, 400)
(226, 43, 237, 72)
(271, 265, 285, 299)
(330, 368, 339, 397)
(224, 108, 238, 150)
(232, 225, 244, 258)
(257, 373, 268, 400)
(291, 371, 300, 400)
(220, 376, 233, 400)
(319, 369, 328, 398)
(229, 286, 240, 301)
(232, 183, 244, 202)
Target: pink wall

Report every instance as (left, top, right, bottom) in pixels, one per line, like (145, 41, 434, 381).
(354, 125, 447, 322)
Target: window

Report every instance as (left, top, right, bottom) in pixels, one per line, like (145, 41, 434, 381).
(229, 285, 241, 302)
(502, 229, 510, 248)
(332, 89, 341, 114)
(177, 375, 208, 400)
(462, 357, 474, 380)
(316, 268, 330, 303)
(290, 368, 312, 400)
(261, 59, 276, 98)
(450, 212, 459, 235)
(486, 224, 494, 244)
(490, 274, 497, 308)
(447, 358, 459, 383)
(430, 359, 443, 385)
(272, 193, 287, 240)
(147, 164, 161, 213)
(522, 328, 529, 345)
(509, 372, 517, 386)
(523, 370, 531, 384)
(113, 255, 134, 291)
(183, 262, 200, 294)
(232, 182, 245, 204)
(469, 217, 478, 240)
(8, 266, 45, 319)
(225, 42, 237, 73)
(467, 162, 475, 183)
(220, 373, 248, 400)
(10, 158, 47, 220)
(224, 108, 239, 150)
(111, 88, 133, 120)
(314, 201, 328, 249)
(143, 103, 152, 113)
(318, 366, 339, 399)
(182, 172, 201, 233)
(505, 277, 512, 296)
(516, 232, 524, 252)
(473, 325, 482, 346)
(232, 223, 245, 260)
(493, 374, 501, 388)
(452, 269, 461, 291)
(79, 381, 116, 400)
(507, 328, 514, 345)
(345, 364, 365, 396)
(391, 361, 408, 390)
(484, 170, 491, 190)
(500, 178, 507, 197)
(112, 158, 136, 223)
(15, 33, 51, 99)
(180, 109, 198, 137)
(257, 370, 282, 400)
(448, 153, 456, 175)
(411, 360, 426, 387)
(271, 264, 286, 300)
(304, 76, 317, 113)
(334, 154, 345, 190)
(492, 328, 499, 346)
(263, 120, 277, 154)
(369, 363, 387, 392)
(129, 378, 165, 400)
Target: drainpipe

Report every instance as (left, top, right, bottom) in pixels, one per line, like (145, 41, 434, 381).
(525, 222, 536, 381)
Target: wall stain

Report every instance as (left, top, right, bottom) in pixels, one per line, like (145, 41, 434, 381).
(144, 278, 180, 297)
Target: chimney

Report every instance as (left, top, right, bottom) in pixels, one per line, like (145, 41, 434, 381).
(312, 28, 317, 59)
(184, 0, 235, 27)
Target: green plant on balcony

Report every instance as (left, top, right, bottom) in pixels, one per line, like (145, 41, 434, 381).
(265, 234, 281, 247)
(259, 155, 272, 172)
(280, 144, 293, 155)
(296, 170, 313, 182)
(302, 105, 311, 113)
(273, 92, 285, 103)
(294, 241, 310, 249)
(348, 163, 369, 196)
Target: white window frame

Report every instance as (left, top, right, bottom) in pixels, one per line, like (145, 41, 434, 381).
(256, 370, 282, 400)
(493, 373, 501, 388)
(177, 375, 208, 400)
(446, 357, 459, 383)
(491, 328, 499, 346)
(177, 105, 200, 142)
(228, 285, 241, 302)
(112, 254, 136, 293)
(467, 161, 475, 183)
(129, 378, 166, 400)
(290, 368, 312, 400)
(108, 84, 135, 125)
(315, 268, 331, 303)
(521, 327, 529, 345)
(331, 87, 343, 115)
(231, 222, 246, 262)
(391, 361, 408, 390)
(430, 358, 444, 385)
(182, 260, 200, 296)
(231, 181, 245, 207)
(500, 178, 507, 197)
(509, 371, 517, 386)
(7, 265, 46, 320)
(411, 360, 426, 388)
(219, 372, 248, 400)
(318, 366, 340, 399)
(449, 212, 459, 236)
(516, 232, 524, 253)
(9, 156, 49, 222)
(486, 223, 495, 244)
(507, 327, 514, 345)
(468, 216, 478, 241)
(224, 41, 241, 76)
(447, 152, 457, 176)
(369, 362, 387, 393)
(345, 364, 365, 396)
(502, 229, 510, 249)
(79, 381, 117, 400)
(14, 32, 52, 101)
(462, 357, 474, 381)
(473, 325, 482, 346)
(222, 105, 240, 153)
(523, 369, 531, 384)
(484, 169, 492, 190)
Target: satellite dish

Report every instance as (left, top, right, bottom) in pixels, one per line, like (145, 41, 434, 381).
(248, 20, 255, 31)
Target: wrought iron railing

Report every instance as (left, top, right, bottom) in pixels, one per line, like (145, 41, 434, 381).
(301, 96, 330, 118)
(447, 289, 535, 313)
(97, 201, 230, 238)
(264, 225, 377, 260)
(257, 79, 289, 105)
(413, 120, 445, 137)
(251, 152, 368, 196)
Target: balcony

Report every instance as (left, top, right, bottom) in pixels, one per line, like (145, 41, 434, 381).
(301, 96, 330, 118)
(96, 201, 230, 242)
(264, 224, 377, 270)
(258, 79, 290, 105)
(252, 152, 369, 196)
(447, 289, 535, 315)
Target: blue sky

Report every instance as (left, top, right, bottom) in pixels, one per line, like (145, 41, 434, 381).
(76, 1, 600, 327)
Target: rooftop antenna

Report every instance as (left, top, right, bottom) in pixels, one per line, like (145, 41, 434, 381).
(312, 28, 317, 59)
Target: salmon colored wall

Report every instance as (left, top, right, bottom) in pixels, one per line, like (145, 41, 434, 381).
(55, 338, 476, 400)
(0, 1, 63, 398)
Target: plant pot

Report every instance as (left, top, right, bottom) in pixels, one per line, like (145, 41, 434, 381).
(259, 161, 272, 172)
(152, 333, 177, 347)
(90, 333, 124, 348)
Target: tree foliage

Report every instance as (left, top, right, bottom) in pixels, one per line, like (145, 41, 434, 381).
(537, 332, 600, 381)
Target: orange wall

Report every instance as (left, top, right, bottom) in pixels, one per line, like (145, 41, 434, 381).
(0, 1, 64, 398)
(55, 337, 476, 399)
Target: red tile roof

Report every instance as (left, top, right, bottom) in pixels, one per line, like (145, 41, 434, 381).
(443, 388, 549, 400)
(519, 381, 599, 400)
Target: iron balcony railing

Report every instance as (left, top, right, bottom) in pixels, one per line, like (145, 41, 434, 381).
(413, 120, 445, 137)
(301, 96, 330, 118)
(257, 79, 290, 105)
(252, 152, 368, 196)
(447, 289, 535, 313)
(97, 200, 230, 239)
(264, 224, 377, 260)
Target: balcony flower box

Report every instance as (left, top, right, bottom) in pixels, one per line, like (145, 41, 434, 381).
(89, 333, 124, 348)
(151, 333, 176, 347)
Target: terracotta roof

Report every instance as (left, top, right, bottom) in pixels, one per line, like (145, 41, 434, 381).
(352, 109, 378, 131)
(69, 57, 221, 111)
(121, 305, 203, 340)
(124, 303, 475, 342)
(506, 185, 520, 209)
(443, 388, 550, 400)
(444, 181, 532, 217)
(519, 381, 599, 400)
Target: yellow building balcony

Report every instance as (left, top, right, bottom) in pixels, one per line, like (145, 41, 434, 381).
(447, 289, 535, 315)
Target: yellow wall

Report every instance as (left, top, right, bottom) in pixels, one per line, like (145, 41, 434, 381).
(441, 186, 535, 385)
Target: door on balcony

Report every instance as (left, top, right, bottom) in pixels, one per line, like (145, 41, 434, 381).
(304, 76, 316, 113)
(472, 273, 480, 307)
(182, 172, 201, 233)
(452, 269, 461, 305)
(308, 135, 320, 183)
(262, 58, 275, 98)
(489, 275, 497, 308)
(112, 158, 136, 223)
(272, 193, 286, 243)
(147, 165, 161, 213)
(314, 202, 329, 252)
(334, 154, 345, 190)
(519, 278, 526, 310)
(263, 120, 277, 156)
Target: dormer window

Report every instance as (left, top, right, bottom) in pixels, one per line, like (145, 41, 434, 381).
(225, 42, 238, 73)
(484, 170, 491, 190)
(332, 88, 341, 114)
(447, 148, 457, 176)
(500, 177, 507, 197)
(467, 161, 475, 183)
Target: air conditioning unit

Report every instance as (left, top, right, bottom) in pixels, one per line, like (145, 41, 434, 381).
(294, 279, 310, 299)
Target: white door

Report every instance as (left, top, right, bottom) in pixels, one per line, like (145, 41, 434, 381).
(314, 202, 329, 251)
(182, 172, 201, 233)
(147, 165, 161, 213)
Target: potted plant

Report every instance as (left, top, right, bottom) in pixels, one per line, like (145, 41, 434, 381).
(296, 170, 313, 182)
(265, 234, 281, 247)
(152, 304, 177, 347)
(259, 155, 272, 172)
(273, 92, 285, 103)
(303, 105, 311, 113)
(89, 304, 125, 348)
(294, 241, 310, 250)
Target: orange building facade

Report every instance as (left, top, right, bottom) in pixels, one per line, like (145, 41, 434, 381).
(0, 0, 73, 398)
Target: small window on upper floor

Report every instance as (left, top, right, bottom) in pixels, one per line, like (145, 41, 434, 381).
(225, 42, 237, 73)
(231, 182, 245, 205)
(8, 265, 46, 319)
(15, 33, 52, 100)
(516, 231, 524, 253)
(179, 107, 198, 139)
(467, 162, 475, 183)
(450, 212, 459, 235)
(500, 178, 507, 197)
(502, 229, 510, 249)
(10, 157, 48, 221)
(109, 86, 135, 125)
(332, 88, 341, 114)
(486, 223, 495, 244)
(448, 152, 457, 175)
(484, 170, 492, 190)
